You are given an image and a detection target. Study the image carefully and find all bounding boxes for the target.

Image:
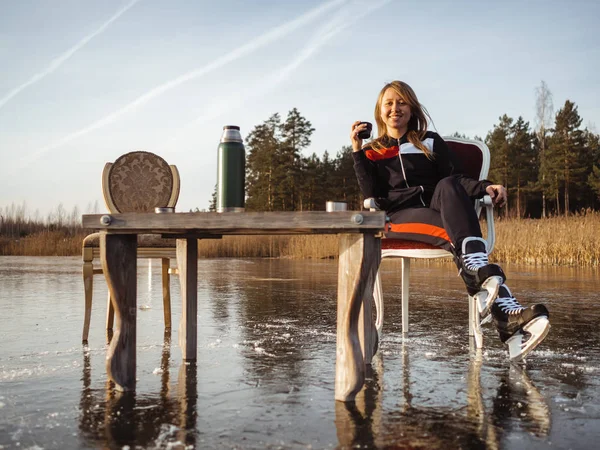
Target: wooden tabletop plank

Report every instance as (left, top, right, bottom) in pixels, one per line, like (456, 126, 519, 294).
(82, 211, 386, 235)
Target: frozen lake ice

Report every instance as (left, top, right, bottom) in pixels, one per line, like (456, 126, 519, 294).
(0, 256, 599, 449)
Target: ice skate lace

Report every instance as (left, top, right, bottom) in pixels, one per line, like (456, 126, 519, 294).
(495, 296, 524, 315)
(462, 251, 488, 271)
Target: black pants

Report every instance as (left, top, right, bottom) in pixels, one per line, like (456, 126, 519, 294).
(386, 176, 482, 255)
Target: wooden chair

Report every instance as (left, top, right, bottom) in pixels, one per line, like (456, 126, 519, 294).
(366, 137, 496, 349)
(82, 151, 180, 343)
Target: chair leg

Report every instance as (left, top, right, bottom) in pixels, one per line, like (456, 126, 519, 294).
(82, 256, 94, 344)
(161, 258, 172, 330)
(374, 271, 384, 337)
(401, 258, 410, 334)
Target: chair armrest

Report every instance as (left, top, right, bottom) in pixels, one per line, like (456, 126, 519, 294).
(479, 195, 496, 254)
(363, 198, 379, 211)
(481, 194, 493, 207)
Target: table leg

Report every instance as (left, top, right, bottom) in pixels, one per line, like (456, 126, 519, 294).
(177, 238, 198, 361)
(101, 233, 137, 391)
(335, 233, 381, 402)
(177, 360, 198, 447)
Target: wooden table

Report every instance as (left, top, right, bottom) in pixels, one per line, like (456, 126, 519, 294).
(82, 211, 385, 402)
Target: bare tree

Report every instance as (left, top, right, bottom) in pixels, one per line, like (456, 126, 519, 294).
(69, 205, 81, 232)
(535, 80, 554, 217)
(55, 203, 66, 228)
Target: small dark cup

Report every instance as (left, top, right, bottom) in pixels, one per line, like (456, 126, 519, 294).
(357, 121, 372, 140)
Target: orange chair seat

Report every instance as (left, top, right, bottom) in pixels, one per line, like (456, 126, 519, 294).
(381, 239, 444, 251)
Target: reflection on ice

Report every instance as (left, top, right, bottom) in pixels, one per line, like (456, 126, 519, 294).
(78, 332, 199, 448)
(1, 257, 599, 448)
(335, 345, 552, 449)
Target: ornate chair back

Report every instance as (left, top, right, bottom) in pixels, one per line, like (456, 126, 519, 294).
(102, 151, 180, 213)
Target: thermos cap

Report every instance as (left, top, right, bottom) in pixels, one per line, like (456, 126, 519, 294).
(221, 125, 243, 143)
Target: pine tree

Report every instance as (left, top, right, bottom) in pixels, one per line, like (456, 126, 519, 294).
(332, 145, 362, 210)
(245, 110, 314, 211)
(278, 108, 315, 211)
(547, 100, 585, 215)
(584, 129, 600, 207)
(510, 117, 536, 218)
(317, 150, 336, 209)
(299, 153, 321, 211)
(245, 114, 281, 211)
(486, 115, 513, 217)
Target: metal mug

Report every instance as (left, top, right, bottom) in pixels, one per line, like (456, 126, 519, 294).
(326, 201, 348, 212)
(357, 121, 372, 140)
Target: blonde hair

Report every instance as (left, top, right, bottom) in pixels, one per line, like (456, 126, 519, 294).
(368, 80, 434, 159)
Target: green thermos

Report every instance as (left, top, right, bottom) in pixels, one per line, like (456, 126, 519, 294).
(217, 125, 245, 212)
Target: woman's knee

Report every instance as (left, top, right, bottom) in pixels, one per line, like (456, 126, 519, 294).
(431, 176, 470, 208)
(437, 176, 459, 190)
(434, 176, 463, 196)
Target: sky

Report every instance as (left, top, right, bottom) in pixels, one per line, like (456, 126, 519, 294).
(1, 0, 598, 218)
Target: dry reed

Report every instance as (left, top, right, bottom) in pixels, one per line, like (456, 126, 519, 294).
(196, 235, 339, 259)
(490, 211, 600, 266)
(0, 230, 87, 256)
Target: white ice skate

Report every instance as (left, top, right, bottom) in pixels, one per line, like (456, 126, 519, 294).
(506, 316, 551, 361)
(491, 286, 550, 361)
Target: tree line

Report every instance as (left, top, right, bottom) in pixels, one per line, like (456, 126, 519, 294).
(236, 81, 599, 218)
(486, 81, 600, 217)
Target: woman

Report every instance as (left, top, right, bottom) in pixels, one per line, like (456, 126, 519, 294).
(351, 80, 549, 361)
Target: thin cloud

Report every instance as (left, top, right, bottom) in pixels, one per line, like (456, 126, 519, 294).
(20, 0, 346, 169)
(266, 0, 393, 87)
(166, 0, 392, 145)
(0, 0, 141, 111)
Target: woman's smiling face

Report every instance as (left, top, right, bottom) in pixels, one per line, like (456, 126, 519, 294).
(380, 87, 412, 138)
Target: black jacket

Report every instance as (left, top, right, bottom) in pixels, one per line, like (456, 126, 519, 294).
(353, 131, 491, 213)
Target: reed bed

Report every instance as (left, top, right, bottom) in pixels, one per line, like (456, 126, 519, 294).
(490, 211, 600, 266)
(196, 234, 339, 259)
(0, 230, 87, 256)
(2, 212, 599, 266)
(197, 212, 600, 266)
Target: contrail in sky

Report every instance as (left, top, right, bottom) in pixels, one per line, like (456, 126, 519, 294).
(166, 0, 393, 145)
(0, 0, 141, 111)
(21, 0, 346, 168)
(263, 0, 393, 90)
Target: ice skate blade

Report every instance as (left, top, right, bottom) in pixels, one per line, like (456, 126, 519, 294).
(507, 316, 550, 362)
(470, 297, 484, 349)
(473, 323, 483, 349)
(476, 276, 503, 317)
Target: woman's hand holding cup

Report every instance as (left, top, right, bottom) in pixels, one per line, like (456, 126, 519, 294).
(350, 121, 372, 152)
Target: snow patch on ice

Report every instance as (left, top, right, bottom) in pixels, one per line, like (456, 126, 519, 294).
(207, 339, 222, 348)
